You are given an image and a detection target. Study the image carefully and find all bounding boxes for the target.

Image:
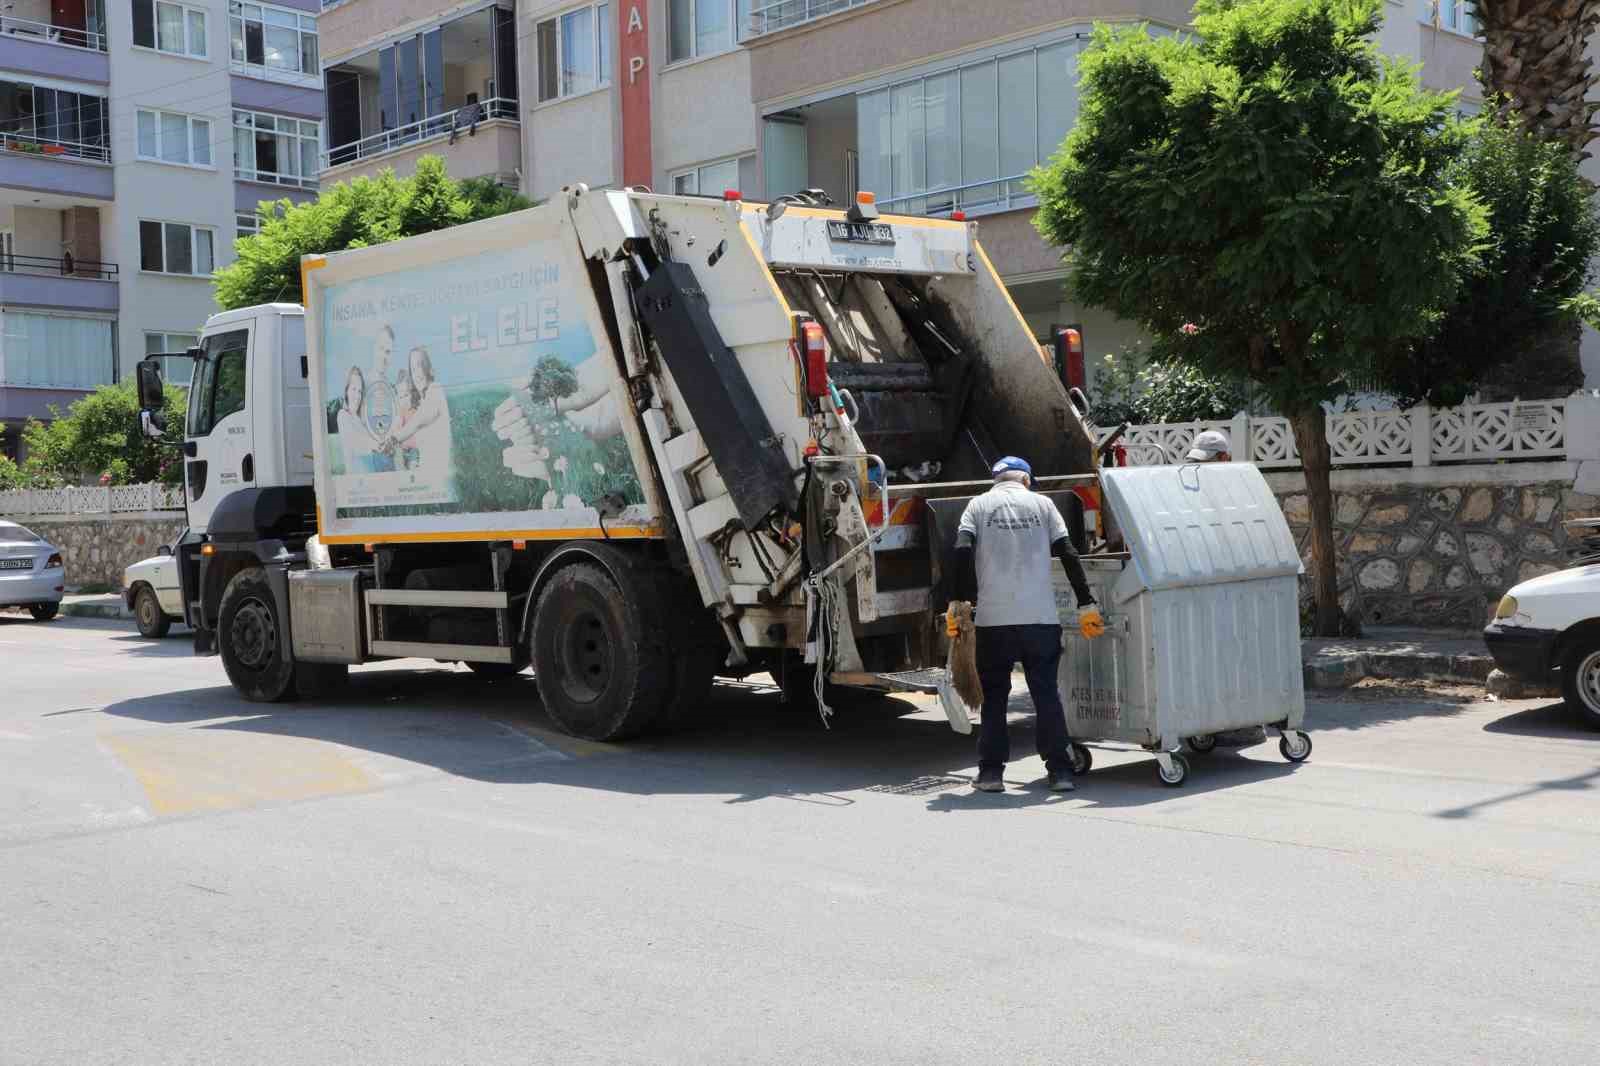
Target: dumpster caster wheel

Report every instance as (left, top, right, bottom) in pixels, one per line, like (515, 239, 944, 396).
(1156, 752, 1189, 787)
(1279, 730, 1312, 763)
(1185, 734, 1216, 754)
(1068, 742, 1093, 776)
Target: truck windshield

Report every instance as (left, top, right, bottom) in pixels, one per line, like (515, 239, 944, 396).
(187, 329, 250, 438)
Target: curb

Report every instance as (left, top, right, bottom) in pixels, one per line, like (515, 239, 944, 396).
(1303, 647, 1494, 690)
(60, 599, 131, 621)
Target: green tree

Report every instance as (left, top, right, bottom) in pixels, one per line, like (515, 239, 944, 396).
(527, 355, 579, 414)
(1391, 118, 1600, 405)
(214, 155, 531, 311)
(1031, 0, 1485, 636)
(16, 381, 188, 486)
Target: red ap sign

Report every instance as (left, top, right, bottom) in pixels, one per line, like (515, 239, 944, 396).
(618, 2, 652, 188)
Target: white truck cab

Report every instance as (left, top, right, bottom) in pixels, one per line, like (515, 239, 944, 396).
(179, 305, 314, 533)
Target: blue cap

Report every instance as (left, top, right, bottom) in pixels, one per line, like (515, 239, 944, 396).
(992, 455, 1032, 478)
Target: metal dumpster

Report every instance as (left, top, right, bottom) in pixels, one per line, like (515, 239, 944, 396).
(1060, 463, 1311, 786)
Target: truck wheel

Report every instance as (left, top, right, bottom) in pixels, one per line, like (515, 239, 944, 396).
(1561, 638, 1600, 729)
(654, 575, 722, 729)
(294, 661, 349, 699)
(218, 567, 297, 703)
(530, 562, 668, 741)
(134, 586, 171, 638)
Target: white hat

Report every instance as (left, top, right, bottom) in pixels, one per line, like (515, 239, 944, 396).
(1185, 429, 1232, 461)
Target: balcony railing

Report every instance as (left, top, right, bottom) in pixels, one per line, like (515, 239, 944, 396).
(745, 0, 879, 38)
(0, 131, 109, 163)
(877, 174, 1034, 217)
(323, 98, 517, 169)
(0, 14, 107, 51)
(0, 253, 117, 280)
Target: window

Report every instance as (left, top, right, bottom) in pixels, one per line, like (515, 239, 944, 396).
(145, 331, 199, 386)
(0, 312, 115, 390)
(233, 109, 320, 187)
(139, 220, 215, 276)
(135, 109, 212, 166)
(231, 3, 318, 74)
(856, 37, 1083, 215)
(536, 3, 611, 102)
(0, 82, 110, 158)
(188, 329, 248, 437)
(668, 0, 747, 62)
(1420, 0, 1476, 36)
(671, 156, 744, 196)
(132, 0, 208, 58)
(236, 212, 260, 240)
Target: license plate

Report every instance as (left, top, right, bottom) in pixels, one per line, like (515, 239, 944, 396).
(827, 220, 895, 245)
(0, 558, 32, 570)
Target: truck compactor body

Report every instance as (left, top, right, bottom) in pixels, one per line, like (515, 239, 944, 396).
(140, 185, 1100, 739)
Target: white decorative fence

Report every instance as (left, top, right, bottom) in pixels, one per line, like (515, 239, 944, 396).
(1099, 398, 1578, 469)
(0, 482, 184, 517)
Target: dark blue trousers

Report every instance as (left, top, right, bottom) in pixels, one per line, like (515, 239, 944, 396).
(975, 623, 1071, 774)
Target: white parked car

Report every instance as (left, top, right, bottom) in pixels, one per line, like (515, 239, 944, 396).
(123, 532, 185, 638)
(0, 519, 65, 621)
(1483, 522, 1600, 728)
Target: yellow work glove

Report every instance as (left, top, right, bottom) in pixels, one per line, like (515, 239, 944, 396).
(946, 606, 959, 638)
(1077, 605, 1105, 640)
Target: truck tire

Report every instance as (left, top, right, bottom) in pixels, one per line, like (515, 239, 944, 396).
(653, 574, 723, 730)
(295, 661, 349, 699)
(1561, 637, 1600, 729)
(218, 566, 297, 703)
(134, 586, 171, 638)
(530, 561, 669, 741)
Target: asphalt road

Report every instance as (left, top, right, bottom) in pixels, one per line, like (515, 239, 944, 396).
(3, 613, 1598, 1065)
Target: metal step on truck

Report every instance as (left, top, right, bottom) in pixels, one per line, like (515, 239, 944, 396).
(136, 184, 1102, 740)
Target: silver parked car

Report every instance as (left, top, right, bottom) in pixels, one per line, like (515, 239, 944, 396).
(0, 519, 65, 621)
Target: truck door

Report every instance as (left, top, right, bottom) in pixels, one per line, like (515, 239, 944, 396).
(183, 325, 253, 533)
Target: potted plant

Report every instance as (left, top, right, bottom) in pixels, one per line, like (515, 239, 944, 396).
(40, 143, 65, 155)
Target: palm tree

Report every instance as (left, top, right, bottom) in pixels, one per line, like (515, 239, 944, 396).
(1472, 0, 1600, 158)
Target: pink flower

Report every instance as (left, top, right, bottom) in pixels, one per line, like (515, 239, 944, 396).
(1179, 322, 1200, 336)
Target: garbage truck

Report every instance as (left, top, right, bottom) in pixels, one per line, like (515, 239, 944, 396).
(136, 185, 1104, 740)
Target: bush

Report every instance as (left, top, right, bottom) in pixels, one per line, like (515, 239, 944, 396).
(1086, 347, 1253, 427)
(17, 382, 187, 486)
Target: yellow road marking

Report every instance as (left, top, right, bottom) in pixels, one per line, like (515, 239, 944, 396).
(500, 720, 629, 760)
(101, 729, 374, 816)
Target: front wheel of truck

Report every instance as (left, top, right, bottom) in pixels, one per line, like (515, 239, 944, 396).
(218, 567, 297, 703)
(530, 561, 668, 741)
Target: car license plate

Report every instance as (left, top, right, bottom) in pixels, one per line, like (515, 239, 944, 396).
(0, 558, 32, 570)
(827, 220, 895, 245)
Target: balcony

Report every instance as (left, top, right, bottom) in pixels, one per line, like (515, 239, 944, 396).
(322, 5, 519, 183)
(0, 253, 117, 313)
(0, 1, 110, 85)
(745, 0, 880, 38)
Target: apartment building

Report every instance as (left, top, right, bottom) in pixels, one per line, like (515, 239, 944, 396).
(0, 0, 323, 459)
(313, 0, 1519, 376)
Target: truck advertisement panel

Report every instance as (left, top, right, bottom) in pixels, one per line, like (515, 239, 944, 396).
(315, 239, 653, 539)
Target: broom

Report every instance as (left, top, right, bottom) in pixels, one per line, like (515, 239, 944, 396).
(946, 600, 983, 710)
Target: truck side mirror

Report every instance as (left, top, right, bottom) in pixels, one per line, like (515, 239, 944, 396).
(136, 359, 165, 410)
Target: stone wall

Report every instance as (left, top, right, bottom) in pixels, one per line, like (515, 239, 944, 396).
(12, 514, 185, 591)
(1268, 462, 1598, 628)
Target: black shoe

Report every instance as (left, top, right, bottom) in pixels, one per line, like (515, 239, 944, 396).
(974, 767, 1004, 793)
(1047, 769, 1076, 793)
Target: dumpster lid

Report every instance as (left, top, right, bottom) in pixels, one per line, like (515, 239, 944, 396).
(1101, 463, 1301, 592)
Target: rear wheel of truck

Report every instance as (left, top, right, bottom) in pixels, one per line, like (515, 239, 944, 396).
(654, 574, 723, 730)
(530, 562, 668, 741)
(218, 567, 297, 703)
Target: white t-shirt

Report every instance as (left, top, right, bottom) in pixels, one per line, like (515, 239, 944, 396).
(957, 480, 1070, 628)
(336, 408, 377, 474)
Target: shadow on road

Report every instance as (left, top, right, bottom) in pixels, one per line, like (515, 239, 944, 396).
(1482, 700, 1598, 741)
(1302, 685, 1474, 732)
(97, 665, 1299, 811)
